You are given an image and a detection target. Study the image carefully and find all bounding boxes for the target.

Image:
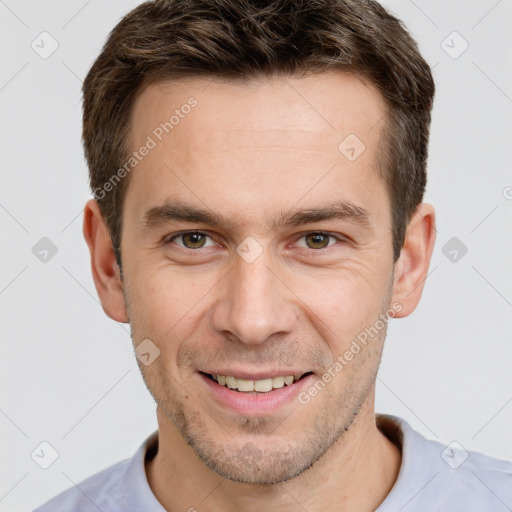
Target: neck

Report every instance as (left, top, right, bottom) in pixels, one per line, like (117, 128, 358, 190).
(146, 389, 401, 511)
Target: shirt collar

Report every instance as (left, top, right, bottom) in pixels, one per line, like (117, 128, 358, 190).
(120, 430, 166, 511)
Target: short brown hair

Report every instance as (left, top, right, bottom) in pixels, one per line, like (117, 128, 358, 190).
(82, 0, 435, 269)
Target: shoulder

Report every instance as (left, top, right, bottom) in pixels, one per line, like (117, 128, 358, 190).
(31, 431, 161, 512)
(438, 443, 512, 510)
(377, 414, 512, 512)
(32, 459, 130, 512)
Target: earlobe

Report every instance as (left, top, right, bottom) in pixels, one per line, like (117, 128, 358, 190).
(83, 199, 129, 323)
(391, 203, 436, 318)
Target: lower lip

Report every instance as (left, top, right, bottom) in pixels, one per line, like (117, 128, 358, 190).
(198, 372, 315, 415)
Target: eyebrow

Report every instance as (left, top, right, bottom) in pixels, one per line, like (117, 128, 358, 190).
(139, 198, 372, 232)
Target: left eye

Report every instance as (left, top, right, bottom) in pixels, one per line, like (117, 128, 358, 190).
(166, 231, 342, 250)
(295, 232, 340, 250)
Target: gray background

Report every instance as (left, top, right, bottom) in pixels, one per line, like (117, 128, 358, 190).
(1, 0, 511, 510)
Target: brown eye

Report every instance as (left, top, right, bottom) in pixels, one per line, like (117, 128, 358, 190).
(303, 232, 333, 249)
(169, 231, 213, 249)
(182, 232, 207, 249)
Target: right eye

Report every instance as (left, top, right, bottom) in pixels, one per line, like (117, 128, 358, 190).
(166, 230, 217, 250)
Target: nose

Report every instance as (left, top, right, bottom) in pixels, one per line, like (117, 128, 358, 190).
(211, 247, 297, 345)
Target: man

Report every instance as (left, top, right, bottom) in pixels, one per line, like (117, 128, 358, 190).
(33, 0, 512, 510)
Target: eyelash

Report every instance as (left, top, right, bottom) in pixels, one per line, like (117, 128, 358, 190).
(165, 230, 346, 252)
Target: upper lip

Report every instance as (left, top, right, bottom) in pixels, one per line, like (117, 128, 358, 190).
(200, 370, 312, 380)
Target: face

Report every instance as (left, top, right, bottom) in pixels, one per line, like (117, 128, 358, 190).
(118, 71, 398, 484)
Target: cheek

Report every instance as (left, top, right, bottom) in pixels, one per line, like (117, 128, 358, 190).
(126, 267, 214, 344)
(291, 266, 391, 351)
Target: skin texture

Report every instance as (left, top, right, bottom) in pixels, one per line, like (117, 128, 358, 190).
(83, 70, 436, 511)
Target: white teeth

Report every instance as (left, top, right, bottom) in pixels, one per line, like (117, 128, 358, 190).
(210, 373, 305, 392)
(254, 378, 273, 392)
(226, 375, 237, 389)
(237, 379, 254, 392)
(272, 376, 285, 389)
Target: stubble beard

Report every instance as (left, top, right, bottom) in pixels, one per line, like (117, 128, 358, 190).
(126, 277, 393, 485)
(137, 336, 384, 485)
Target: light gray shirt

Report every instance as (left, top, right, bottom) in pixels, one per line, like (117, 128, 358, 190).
(32, 414, 512, 511)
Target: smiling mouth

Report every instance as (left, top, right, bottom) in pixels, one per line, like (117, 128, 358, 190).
(200, 371, 314, 394)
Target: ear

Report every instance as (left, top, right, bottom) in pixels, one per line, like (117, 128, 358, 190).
(83, 199, 129, 323)
(391, 203, 436, 318)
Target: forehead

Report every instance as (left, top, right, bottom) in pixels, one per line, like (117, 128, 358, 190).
(130, 71, 386, 144)
(124, 71, 389, 231)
